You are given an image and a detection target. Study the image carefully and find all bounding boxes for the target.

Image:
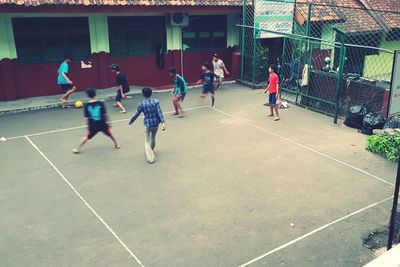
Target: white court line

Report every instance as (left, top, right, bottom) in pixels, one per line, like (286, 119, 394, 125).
(211, 107, 395, 187)
(238, 196, 393, 267)
(6, 106, 208, 141)
(25, 136, 145, 267)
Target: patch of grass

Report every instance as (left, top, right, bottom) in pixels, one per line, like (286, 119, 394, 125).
(366, 133, 400, 162)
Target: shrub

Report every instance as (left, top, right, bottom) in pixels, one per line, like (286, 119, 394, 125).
(366, 133, 400, 162)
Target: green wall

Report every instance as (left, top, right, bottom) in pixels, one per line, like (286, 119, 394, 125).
(227, 14, 240, 48)
(89, 14, 110, 53)
(363, 39, 398, 81)
(0, 14, 17, 60)
(166, 25, 182, 50)
(320, 24, 336, 48)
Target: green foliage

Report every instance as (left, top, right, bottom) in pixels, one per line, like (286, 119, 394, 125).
(366, 133, 400, 162)
(254, 43, 269, 83)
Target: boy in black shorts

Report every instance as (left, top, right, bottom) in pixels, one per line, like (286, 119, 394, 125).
(110, 64, 129, 113)
(197, 63, 217, 108)
(72, 88, 120, 154)
(58, 56, 76, 108)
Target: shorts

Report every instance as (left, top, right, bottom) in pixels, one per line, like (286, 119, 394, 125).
(173, 93, 186, 102)
(269, 93, 277, 106)
(202, 86, 215, 95)
(215, 74, 224, 81)
(115, 90, 122, 102)
(60, 84, 73, 92)
(87, 123, 112, 140)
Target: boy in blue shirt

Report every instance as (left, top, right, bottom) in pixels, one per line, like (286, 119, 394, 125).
(169, 67, 188, 117)
(197, 63, 217, 108)
(58, 56, 76, 108)
(129, 88, 166, 164)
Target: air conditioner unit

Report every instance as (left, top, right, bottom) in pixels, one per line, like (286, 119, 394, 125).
(169, 13, 189, 27)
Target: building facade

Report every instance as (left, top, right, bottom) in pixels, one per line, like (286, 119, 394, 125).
(0, 1, 242, 100)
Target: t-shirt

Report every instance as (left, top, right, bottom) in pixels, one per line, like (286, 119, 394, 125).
(174, 74, 188, 95)
(269, 73, 280, 94)
(213, 59, 225, 78)
(116, 72, 130, 93)
(57, 62, 69, 85)
(201, 71, 216, 91)
(84, 101, 107, 125)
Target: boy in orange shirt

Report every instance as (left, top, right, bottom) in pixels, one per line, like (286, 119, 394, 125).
(264, 65, 280, 121)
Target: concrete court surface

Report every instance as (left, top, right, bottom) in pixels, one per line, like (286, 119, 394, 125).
(0, 84, 398, 267)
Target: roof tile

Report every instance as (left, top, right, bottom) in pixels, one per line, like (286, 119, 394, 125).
(0, 0, 242, 6)
(364, 0, 400, 29)
(296, 0, 383, 33)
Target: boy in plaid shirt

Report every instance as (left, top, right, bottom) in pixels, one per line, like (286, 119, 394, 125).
(129, 87, 166, 164)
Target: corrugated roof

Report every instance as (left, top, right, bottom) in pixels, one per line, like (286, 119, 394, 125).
(0, 0, 242, 6)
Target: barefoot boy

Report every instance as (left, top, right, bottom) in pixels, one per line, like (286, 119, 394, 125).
(129, 88, 166, 164)
(197, 63, 217, 108)
(212, 54, 230, 90)
(72, 88, 120, 154)
(169, 67, 188, 117)
(58, 56, 76, 108)
(264, 65, 280, 121)
(110, 64, 128, 113)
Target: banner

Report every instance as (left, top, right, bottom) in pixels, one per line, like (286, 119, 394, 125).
(389, 50, 400, 117)
(255, 0, 295, 39)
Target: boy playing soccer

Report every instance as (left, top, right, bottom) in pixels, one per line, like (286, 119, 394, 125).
(212, 54, 230, 90)
(169, 67, 188, 117)
(129, 88, 166, 164)
(197, 63, 217, 108)
(72, 88, 120, 154)
(110, 64, 128, 113)
(264, 65, 280, 121)
(58, 56, 76, 108)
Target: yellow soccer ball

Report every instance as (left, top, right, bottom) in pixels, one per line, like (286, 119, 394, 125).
(75, 101, 84, 108)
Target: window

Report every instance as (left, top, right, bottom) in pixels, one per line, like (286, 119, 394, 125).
(182, 15, 227, 51)
(12, 17, 90, 64)
(108, 16, 166, 57)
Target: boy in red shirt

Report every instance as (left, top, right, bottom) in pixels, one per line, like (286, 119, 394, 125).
(264, 65, 280, 121)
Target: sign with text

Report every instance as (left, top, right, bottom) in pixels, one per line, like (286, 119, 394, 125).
(389, 51, 400, 117)
(255, 0, 295, 39)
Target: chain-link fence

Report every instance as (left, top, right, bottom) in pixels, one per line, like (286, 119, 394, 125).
(239, 0, 400, 252)
(239, 0, 399, 122)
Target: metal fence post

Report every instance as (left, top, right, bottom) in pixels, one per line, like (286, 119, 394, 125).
(240, 0, 246, 81)
(334, 28, 346, 124)
(252, 28, 258, 88)
(303, 3, 313, 106)
(281, 37, 287, 90)
(388, 159, 400, 250)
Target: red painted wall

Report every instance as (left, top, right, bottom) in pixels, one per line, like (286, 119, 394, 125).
(109, 52, 175, 88)
(0, 48, 238, 100)
(183, 49, 234, 83)
(0, 59, 18, 100)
